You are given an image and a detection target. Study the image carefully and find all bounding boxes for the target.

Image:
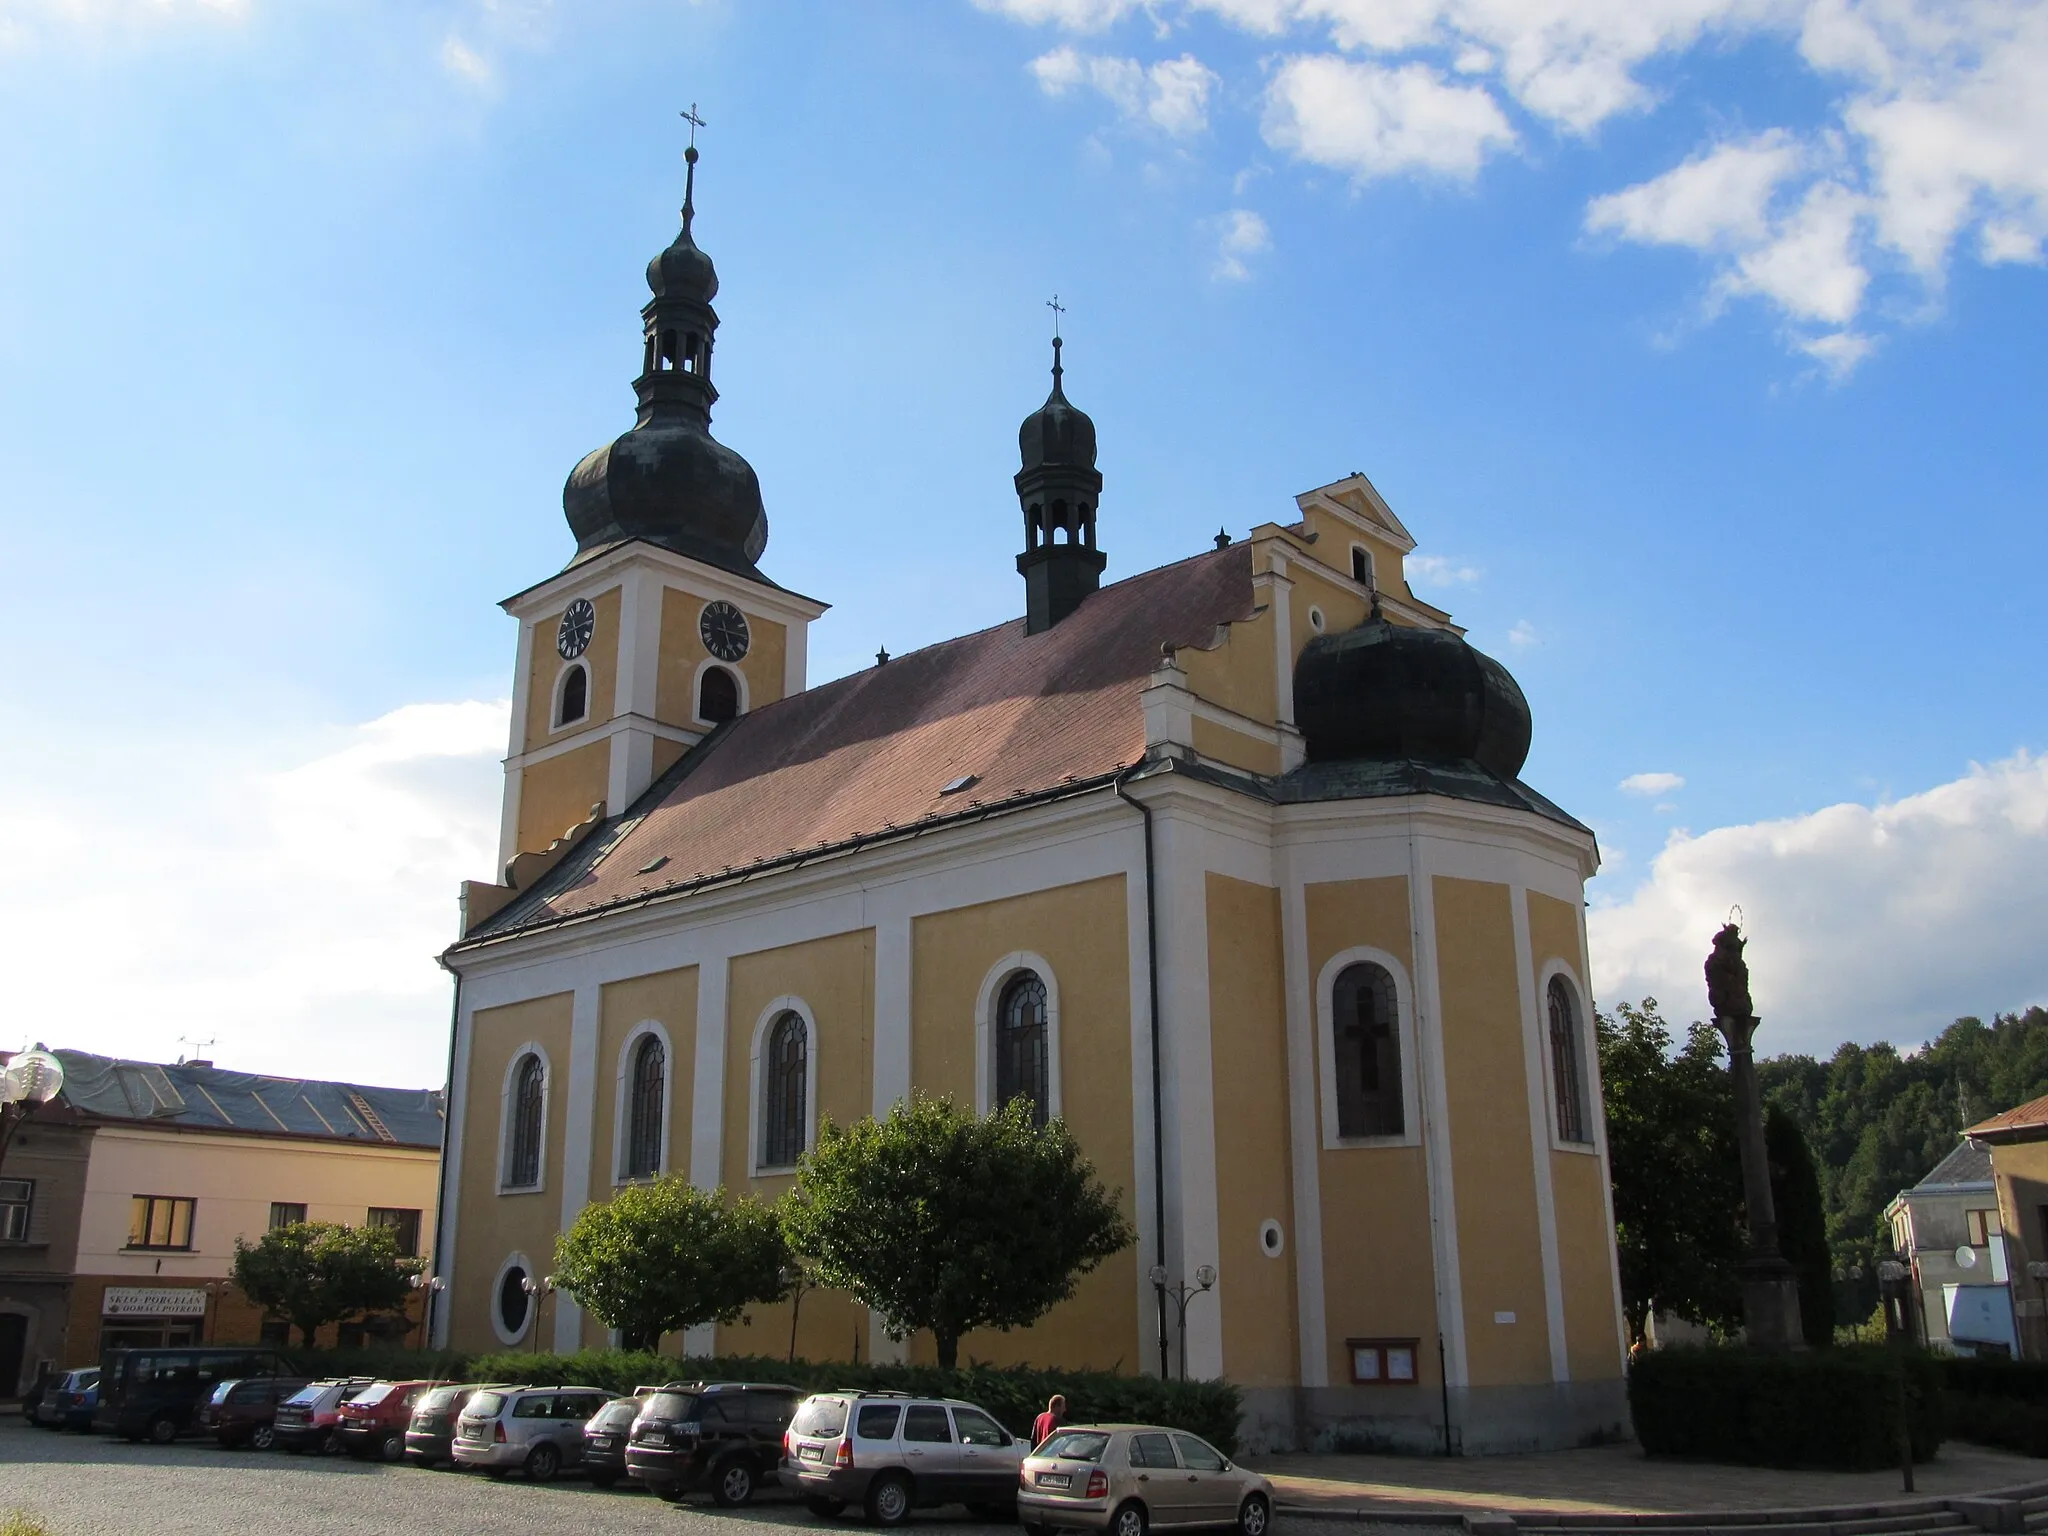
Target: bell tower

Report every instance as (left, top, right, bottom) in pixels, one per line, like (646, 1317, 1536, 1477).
(1014, 331, 1106, 634)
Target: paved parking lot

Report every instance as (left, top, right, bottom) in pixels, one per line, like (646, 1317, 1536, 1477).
(0, 1417, 1407, 1536)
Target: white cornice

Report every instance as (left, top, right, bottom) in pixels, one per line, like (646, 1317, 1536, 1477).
(508, 711, 705, 771)
(501, 541, 829, 626)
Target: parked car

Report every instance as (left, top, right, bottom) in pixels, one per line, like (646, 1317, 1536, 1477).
(1015, 1426, 1272, 1536)
(94, 1347, 296, 1444)
(336, 1379, 436, 1462)
(30, 1368, 98, 1430)
(452, 1384, 613, 1483)
(582, 1394, 646, 1489)
(403, 1382, 496, 1468)
(785, 1390, 1025, 1526)
(623, 1379, 801, 1506)
(199, 1376, 309, 1449)
(273, 1378, 376, 1454)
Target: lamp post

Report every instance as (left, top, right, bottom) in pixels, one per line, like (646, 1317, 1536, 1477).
(1147, 1264, 1217, 1382)
(1877, 1258, 1916, 1493)
(0, 1047, 65, 1175)
(521, 1273, 556, 1354)
(2025, 1261, 2048, 1362)
(410, 1273, 446, 1350)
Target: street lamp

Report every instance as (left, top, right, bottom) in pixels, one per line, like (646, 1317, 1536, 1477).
(521, 1273, 557, 1354)
(1147, 1264, 1217, 1382)
(1875, 1258, 1916, 1493)
(2025, 1261, 2048, 1361)
(410, 1273, 446, 1349)
(0, 1046, 65, 1173)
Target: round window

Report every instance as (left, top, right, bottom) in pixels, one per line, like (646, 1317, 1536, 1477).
(1258, 1219, 1286, 1258)
(1308, 607, 1325, 633)
(498, 1264, 530, 1337)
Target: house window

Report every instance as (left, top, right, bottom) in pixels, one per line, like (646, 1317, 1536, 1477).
(368, 1207, 422, 1257)
(1968, 1208, 2001, 1247)
(555, 663, 588, 728)
(128, 1195, 196, 1251)
(1331, 961, 1402, 1137)
(268, 1202, 306, 1230)
(1351, 546, 1374, 588)
(995, 972, 1050, 1126)
(698, 664, 739, 725)
(506, 1053, 545, 1189)
(761, 1010, 808, 1169)
(0, 1178, 32, 1242)
(1349, 1338, 1419, 1384)
(1548, 975, 1591, 1144)
(623, 1034, 665, 1179)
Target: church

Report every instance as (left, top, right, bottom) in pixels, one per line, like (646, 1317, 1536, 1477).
(433, 144, 1628, 1455)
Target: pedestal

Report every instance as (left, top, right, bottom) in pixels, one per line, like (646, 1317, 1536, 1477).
(1740, 1252, 1806, 1350)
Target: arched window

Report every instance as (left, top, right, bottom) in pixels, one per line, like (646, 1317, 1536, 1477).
(698, 665, 739, 725)
(995, 972, 1050, 1125)
(556, 664, 588, 728)
(1332, 962, 1403, 1137)
(506, 1053, 544, 1187)
(623, 1034, 665, 1178)
(1549, 975, 1591, 1144)
(761, 1011, 808, 1169)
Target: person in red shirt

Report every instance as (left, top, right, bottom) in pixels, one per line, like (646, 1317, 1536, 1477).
(1031, 1394, 1067, 1448)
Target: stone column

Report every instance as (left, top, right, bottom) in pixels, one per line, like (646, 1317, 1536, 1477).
(1718, 1008, 1804, 1349)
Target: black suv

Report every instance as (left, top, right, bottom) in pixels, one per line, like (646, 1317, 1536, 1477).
(625, 1380, 801, 1506)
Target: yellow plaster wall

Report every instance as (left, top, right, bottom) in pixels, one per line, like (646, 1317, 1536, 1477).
(1305, 876, 1441, 1389)
(1435, 876, 1550, 1389)
(1205, 874, 1299, 1388)
(907, 875, 1141, 1369)
(514, 741, 611, 861)
(1297, 507, 1408, 595)
(1286, 560, 1373, 665)
(523, 585, 622, 750)
(1525, 890, 1623, 1381)
(656, 585, 789, 726)
(716, 931, 875, 1362)
(452, 992, 574, 1353)
(1178, 606, 1278, 728)
(589, 967, 699, 1200)
(1192, 717, 1283, 777)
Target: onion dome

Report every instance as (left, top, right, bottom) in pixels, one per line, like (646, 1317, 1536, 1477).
(1018, 337, 1098, 471)
(1013, 335, 1106, 634)
(1293, 609, 1533, 778)
(561, 144, 770, 579)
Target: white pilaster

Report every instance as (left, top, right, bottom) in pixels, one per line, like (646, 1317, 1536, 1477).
(433, 992, 476, 1350)
(868, 914, 914, 1363)
(498, 619, 536, 872)
(556, 982, 601, 1350)
(1124, 831, 1164, 1376)
(689, 959, 729, 1191)
(1408, 831, 1467, 1391)
(1278, 858, 1329, 1386)
(1511, 885, 1570, 1381)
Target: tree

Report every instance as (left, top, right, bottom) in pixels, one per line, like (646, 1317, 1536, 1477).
(1596, 999, 1744, 1348)
(230, 1221, 419, 1347)
(1765, 1104, 1834, 1346)
(781, 1093, 1134, 1369)
(553, 1177, 788, 1350)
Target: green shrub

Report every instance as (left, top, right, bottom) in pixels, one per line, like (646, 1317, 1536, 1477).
(1629, 1345, 1943, 1469)
(1938, 1355, 2048, 1401)
(1947, 1392, 2048, 1457)
(2, 1513, 53, 1536)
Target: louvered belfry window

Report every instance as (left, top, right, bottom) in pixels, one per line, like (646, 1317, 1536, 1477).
(624, 1034, 665, 1178)
(507, 1053, 544, 1187)
(995, 972, 1050, 1125)
(1549, 976, 1591, 1144)
(761, 1011, 808, 1168)
(1333, 962, 1403, 1137)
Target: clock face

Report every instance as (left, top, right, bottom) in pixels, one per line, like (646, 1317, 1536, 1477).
(556, 598, 596, 660)
(699, 600, 750, 663)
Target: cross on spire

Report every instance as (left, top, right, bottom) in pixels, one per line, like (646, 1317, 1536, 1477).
(681, 103, 707, 148)
(1046, 293, 1065, 341)
(679, 104, 707, 230)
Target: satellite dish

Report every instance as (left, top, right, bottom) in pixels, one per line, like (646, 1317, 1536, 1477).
(1956, 1246, 1979, 1269)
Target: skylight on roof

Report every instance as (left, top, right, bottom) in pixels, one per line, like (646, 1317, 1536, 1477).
(639, 855, 670, 874)
(940, 774, 980, 796)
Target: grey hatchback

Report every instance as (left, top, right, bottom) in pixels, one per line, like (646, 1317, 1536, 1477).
(452, 1385, 613, 1482)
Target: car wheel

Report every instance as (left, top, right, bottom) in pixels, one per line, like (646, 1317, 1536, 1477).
(866, 1471, 913, 1527)
(380, 1432, 406, 1463)
(807, 1495, 849, 1518)
(1237, 1494, 1270, 1536)
(250, 1425, 276, 1452)
(320, 1429, 343, 1455)
(525, 1443, 562, 1483)
(713, 1459, 757, 1507)
(147, 1415, 180, 1446)
(1111, 1501, 1148, 1536)
(653, 1481, 685, 1503)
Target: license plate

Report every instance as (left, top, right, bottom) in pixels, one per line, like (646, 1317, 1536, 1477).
(1038, 1473, 1071, 1489)
(799, 1445, 824, 1462)
(591, 1436, 612, 1449)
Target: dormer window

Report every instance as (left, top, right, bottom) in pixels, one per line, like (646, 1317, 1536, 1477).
(1352, 546, 1374, 589)
(555, 663, 589, 728)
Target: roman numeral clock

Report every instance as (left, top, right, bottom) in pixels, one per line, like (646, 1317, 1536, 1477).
(699, 600, 750, 662)
(556, 598, 595, 660)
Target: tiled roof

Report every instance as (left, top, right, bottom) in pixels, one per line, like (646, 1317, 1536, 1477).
(36, 1049, 444, 1149)
(1914, 1138, 1994, 1188)
(464, 543, 1262, 941)
(1967, 1093, 2048, 1144)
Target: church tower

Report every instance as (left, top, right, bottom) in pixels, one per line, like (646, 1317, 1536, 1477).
(1015, 336, 1106, 633)
(488, 140, 827, 879)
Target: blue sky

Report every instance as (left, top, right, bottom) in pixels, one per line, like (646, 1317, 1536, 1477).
(2, 0, 2043, 1086)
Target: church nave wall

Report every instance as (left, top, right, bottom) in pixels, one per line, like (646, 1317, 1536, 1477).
(588, 966, 698, 1202)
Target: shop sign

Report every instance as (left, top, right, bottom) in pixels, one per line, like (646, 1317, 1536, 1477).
(102, 1286, 207, 1319)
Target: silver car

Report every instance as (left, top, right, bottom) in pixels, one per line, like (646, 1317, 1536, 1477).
(451, 1384, 614, 1482)
(1017, 1425, 1273, 1536)
(787, 1390, 1027, 1525)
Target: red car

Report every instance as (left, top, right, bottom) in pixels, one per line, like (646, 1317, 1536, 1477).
(337, 1380, 438, 1463)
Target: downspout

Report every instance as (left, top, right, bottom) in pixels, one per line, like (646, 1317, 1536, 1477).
(1115, 762, 1172, 1381)
(426, 963, 462, 1353)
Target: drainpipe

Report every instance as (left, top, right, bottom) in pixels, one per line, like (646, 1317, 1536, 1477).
(1114, 763, 1172, 1381)
(426, 967, 461, 1352)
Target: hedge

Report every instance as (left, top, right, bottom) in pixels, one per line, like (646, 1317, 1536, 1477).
(280, 1347, 1242, 1456)
(1935, 1356, 2048, 1458)
(1629, 1345, 1944, 1469)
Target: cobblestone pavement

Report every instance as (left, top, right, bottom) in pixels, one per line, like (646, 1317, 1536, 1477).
(0, 1417, 1422, 1536)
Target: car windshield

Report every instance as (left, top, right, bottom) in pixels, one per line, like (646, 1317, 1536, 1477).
(790, 1397, 849, 1437)
(1039, 1431, 1112, 1462)
(466, 1391, 507, 1418)
(419, 1387, 465, 1412)
(283, 1385, 324, 1407)
(208, 1380, 240, 1405)
(350, 1384, 396, 1407)
(642, 1391, 698, 1421)
(595, 1400, 639, 1429)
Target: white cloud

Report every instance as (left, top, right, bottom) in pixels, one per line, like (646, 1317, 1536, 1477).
(1795, 326, 1877, 378)
(1213, 207, 1271, 279)
(0, 700, 507, 1087)
(1507, 619, 1537, 647)
(1031, 46, 1220, 135)
(1586, 132, 1805, 251)
(1620, 771, 1686, 796)
(1263, 54, 1517, 182)
(1590, 751, 2048, 1055)
(441, 34, 492, 86)
(978, 0, 1141, 28)
(1407, 552, 1483, 586)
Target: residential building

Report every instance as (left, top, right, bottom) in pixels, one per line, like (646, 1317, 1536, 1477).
(1964, 1095, 2048, 1359)
(0, 1050, 441, 1394)
(1884, 1139, 2016, 1354)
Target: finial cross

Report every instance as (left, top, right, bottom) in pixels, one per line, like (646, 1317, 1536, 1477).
(1046, 293, 1065, 342)
(681, 103, 707, 148)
